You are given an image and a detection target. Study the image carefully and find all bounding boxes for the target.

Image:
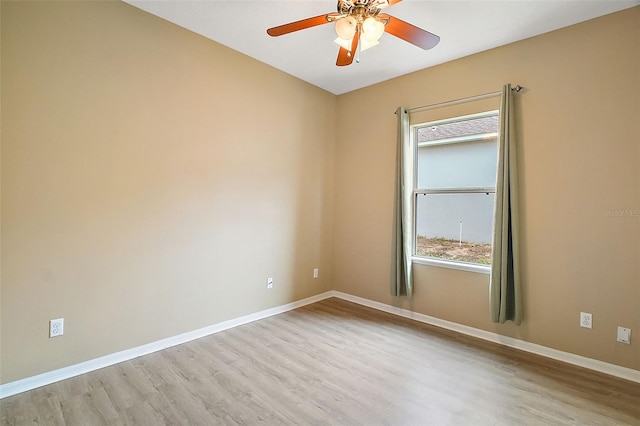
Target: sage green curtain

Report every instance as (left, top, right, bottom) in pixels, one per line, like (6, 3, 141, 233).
(391, 107, 413, 297)
(490, 84, 522, 324)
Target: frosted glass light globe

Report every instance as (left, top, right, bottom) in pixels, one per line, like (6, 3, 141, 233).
(362, 17, 384, 42)
(335, 16, 357, 40)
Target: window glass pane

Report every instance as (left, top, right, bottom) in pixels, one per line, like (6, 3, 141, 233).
(417, 140, 497, 189)
(415, 192, 494, 264)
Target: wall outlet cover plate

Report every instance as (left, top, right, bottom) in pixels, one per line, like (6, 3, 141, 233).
(580, 312, 592, 329)
(50, 318, 64, 337)
(617, 326, 631, 344)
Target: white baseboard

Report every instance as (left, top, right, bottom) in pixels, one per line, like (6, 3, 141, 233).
(2, 289, 638, 399)
(0, 291, 334, 399)
(331, 291, 640, 384)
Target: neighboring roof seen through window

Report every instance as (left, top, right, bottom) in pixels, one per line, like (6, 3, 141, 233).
(417, 115, 499, 143)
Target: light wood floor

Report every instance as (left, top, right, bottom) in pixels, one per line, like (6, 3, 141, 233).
(2, 298, 639, 425)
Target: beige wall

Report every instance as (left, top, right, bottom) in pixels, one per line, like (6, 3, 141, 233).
(1, 1, 638, 386)
(334, 7, 640, 370)
(0, 1, 335, 383)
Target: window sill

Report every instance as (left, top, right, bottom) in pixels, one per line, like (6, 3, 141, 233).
(411, 256, 491, 275)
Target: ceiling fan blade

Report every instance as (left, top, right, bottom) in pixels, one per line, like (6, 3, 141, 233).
(380, 14, 440, 50)
(386, 0, 403, 7)
(336, 32, 360, 66)
(267, 14, 332, 37)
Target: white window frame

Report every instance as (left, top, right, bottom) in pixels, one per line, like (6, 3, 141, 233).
(410, 110, 499, 274)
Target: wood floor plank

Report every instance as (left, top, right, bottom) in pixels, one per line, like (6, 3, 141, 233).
(59, 387, 121, 425)
(2, 297, 639, 425)
(122, 400, 166, 426)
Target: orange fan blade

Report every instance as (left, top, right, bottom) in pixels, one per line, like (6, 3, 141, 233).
(267, 14, 332, 36)
(336, 32, 360, 66)
(387, 0, 403, 7)
(379, 14, 440, 50)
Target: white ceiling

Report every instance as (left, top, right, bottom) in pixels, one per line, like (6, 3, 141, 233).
(124, 0, 639, 95)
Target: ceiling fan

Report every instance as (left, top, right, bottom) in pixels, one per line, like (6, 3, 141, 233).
(267, 0, 440, 66)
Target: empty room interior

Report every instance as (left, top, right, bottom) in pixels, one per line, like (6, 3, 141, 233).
(1, 0, 640, 424)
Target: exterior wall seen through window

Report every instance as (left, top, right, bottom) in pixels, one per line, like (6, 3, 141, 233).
(413, 111, 499, 266)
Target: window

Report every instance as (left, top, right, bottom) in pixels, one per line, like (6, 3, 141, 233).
(412, 111, 499, 271)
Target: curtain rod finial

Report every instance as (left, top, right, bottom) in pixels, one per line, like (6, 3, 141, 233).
(511, 85, 523, 92)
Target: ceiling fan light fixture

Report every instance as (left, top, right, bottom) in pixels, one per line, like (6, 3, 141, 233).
(362, 17, 385, 42)
(334, 36, 354, 51)
(360, 38, 379, 51)
(267, 0, 441, 67)
(335, 16, 357, 40)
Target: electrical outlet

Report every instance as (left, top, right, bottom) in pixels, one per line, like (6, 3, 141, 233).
(617, 327, 631, 344)
(313, 268, 319, 279)
(266, 277, 273, 289)
(580, 312, 592, 329)
(50, 318, 64, 337)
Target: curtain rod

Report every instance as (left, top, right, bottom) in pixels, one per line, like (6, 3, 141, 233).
(405, 85, 523, 114)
